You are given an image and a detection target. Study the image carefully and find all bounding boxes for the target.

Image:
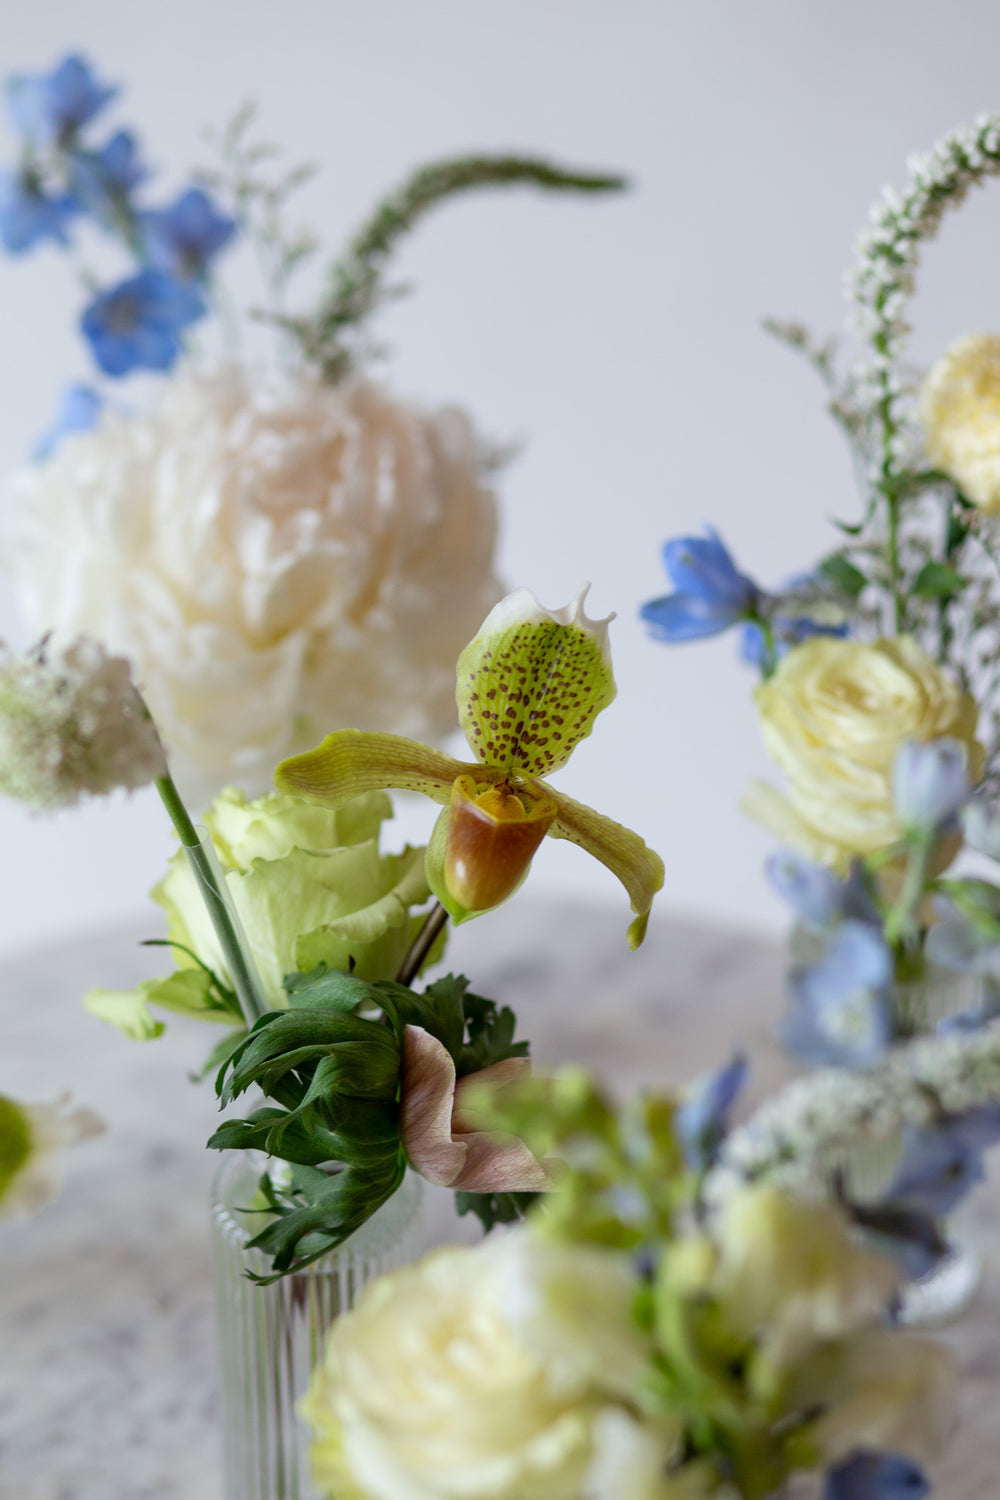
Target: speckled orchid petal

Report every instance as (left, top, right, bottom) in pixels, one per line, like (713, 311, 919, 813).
(545, 785, 665, 949)
(456, 584, 617, 779)
(274, 729, 503, 809)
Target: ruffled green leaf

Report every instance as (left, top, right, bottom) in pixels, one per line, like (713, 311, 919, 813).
(456, 585, 617, 778)
(204, 786, 393, 866)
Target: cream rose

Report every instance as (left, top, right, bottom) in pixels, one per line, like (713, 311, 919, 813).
(743, 636, 982, 868)
(2, 364, 502, 803)
(301, 1230, 671, 1500)
(919, 332, 1000, 511)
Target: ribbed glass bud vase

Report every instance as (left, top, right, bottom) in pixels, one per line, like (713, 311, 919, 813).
(211, 1152, 424, 1500)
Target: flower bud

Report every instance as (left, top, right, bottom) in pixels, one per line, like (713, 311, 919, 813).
(444, 774, 557, 913)
(891, 738, 970, 836)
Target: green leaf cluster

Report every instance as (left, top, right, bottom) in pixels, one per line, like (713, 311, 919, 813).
(208, 963, 533, 1278)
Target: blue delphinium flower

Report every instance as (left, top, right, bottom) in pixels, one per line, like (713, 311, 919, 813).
(140, 187, 237, 281)
(68, 129, 148, 223)
(741, 613, 848, 668)
(675, 1054, 748, 1171)
(34, 384, 103, 460)
(81, 269, 204, 376)
(892, 738, 970, 837)
(0, 168, 77, 252)
(767, 849, 878, 931)
(961, 794, 1000, 861)
(6, 55, 117, 147)
(781, 920, 893, 1067)
(884, 1122, 986, 1218)
(823, 1450, 929, 1500)
(640, 529, 759, 642)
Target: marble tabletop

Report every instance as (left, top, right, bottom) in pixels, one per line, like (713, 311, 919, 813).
(0, 902, 995, 1500)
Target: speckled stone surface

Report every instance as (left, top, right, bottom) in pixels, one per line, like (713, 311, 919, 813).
(0, 903, 995, 1499)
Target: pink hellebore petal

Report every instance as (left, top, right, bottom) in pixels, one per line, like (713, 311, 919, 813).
(399, 1025, 549, 1193)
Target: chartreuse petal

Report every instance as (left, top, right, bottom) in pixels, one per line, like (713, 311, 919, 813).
(205, 786, 394, 865)
(84, 968, 229, 1040)
(545, 785, 665, 949)
(275, 729, 503, 808)
(0, 1096, 31, 1202)
(456, 585, 617, 778)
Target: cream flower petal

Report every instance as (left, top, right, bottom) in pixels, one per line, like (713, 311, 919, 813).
(545, 785, 665, 949)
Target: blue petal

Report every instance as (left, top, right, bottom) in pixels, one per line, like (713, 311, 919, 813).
(676, 1054, 748, 1170)
(6, 54, 117, 145)
(34, 384, 103, 460)
(885, 1123, 984, 1217)
(661, 528, 756, 607)
(892, 738, 970, 834)
(783, 921, 893, 1067)
(0, 169, 77, 253)
(140, 186, 237, 281)
(81, 269, 204, 377)
(823, 1450, 929, 1500)
(640, 592, 745, 641)
(766, 849, 848, 928)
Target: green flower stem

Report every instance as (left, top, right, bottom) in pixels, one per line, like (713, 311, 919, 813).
(884, 835, 933, 951)
(396, 900, 449, 987)
(291, 153, 628, 378)
(154, 771, 268, 1025)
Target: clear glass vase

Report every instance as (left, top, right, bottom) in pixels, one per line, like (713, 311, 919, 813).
(211, 1152, 424, 1500)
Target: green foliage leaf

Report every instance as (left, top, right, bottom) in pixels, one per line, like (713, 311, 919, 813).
(244, 1154, 407, 1278)
(912, 560, 966, 599)
(455, 1189, 540, 1233)
(282, 965, 377, 1013)
(460, 990, 529, 1075)
(818, 554, 867, 600)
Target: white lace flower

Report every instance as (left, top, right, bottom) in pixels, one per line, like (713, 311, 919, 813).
(2, 364, 502, 803)
(0, 636, 167, 809)
(0, 1093, 104, 1221)
(706, 1024, 1000, 1208)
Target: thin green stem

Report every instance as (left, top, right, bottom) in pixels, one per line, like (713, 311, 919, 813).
(884, 836, 932, 950)
(396, 901, 449, 987)
(154, 771, 267, 1025)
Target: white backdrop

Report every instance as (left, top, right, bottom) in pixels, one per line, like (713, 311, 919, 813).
(3, 0, 1000, 959)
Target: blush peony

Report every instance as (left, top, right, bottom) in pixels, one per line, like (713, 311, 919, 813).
(2, 364, 502, 801)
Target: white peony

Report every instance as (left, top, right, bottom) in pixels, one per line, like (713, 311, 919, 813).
(2, 364, 502, 802)
(301, 1229, 672, 1500)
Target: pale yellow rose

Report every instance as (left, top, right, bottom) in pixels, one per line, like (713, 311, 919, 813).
(301, 1230, 670, 1500)
(919, 333, 1000, 511)
(743, 636, 982, 869)
(711, 1186, 899, 1376)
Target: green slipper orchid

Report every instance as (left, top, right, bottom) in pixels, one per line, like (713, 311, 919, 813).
(276, 586, 665, 947)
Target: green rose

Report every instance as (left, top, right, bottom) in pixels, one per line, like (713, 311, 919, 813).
(86, 788, 432, 1040)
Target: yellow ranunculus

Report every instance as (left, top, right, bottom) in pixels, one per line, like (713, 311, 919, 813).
(743, 636, 982, 869)
(919, 332, 1000, 511)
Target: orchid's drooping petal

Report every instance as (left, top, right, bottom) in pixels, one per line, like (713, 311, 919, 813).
(275, 729, 498, 810)
(546, 785, 665, 948)
(399, 1026, 548, 1193)
(456, 584, 616, 779)
(444, 775, 558, 914)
